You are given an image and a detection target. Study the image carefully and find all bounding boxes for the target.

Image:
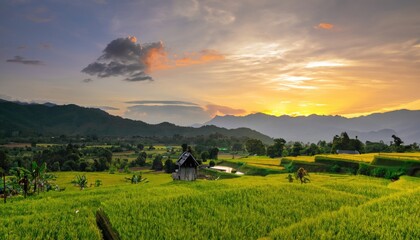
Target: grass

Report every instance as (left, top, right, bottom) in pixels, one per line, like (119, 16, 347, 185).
(1, 166, 419, 239)
(222, 156, 285, 170)
(318, 153, 376, 163)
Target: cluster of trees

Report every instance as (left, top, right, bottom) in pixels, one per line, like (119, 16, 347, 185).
(245, 132, 419, 158)
(1, 144, 113, 173)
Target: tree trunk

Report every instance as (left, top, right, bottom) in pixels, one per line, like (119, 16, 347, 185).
(34, 174, 37, 194)
(3, 173, 6, 204)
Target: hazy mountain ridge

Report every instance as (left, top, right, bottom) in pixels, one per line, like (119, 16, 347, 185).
(205, 110, 420, 143)
(0, 100, 272, 143)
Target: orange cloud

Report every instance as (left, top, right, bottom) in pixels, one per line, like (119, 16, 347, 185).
(128, 36, 137, 43)
(205, 104, 246, 117)
(315, 22, 334, 30)
(144, 47, 225, 73)
(143, 43, 172, 73)
(175, 50, 225, 67)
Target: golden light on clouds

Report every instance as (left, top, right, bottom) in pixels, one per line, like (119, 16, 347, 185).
(315, 22, 334, 30)
(305, 60, 348, 68)
(128, 36, 137, 43)
(175, 50, 225, 67)
(143, 43, 225, 73)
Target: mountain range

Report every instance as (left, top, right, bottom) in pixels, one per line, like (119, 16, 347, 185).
(0, 99, 272, 143)
(205, 110, 420, 144)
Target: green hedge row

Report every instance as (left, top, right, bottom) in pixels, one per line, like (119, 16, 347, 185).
(371, 155, 420, 167)
(357, 163, 407, 179)
(314, 156, 360, 169)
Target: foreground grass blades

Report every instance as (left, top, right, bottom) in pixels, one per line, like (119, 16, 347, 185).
(0, 172, 419, 240)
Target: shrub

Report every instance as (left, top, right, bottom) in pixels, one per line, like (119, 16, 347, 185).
(329, 164, 341, 173)
(209, 160, 216, 167)
(358, 163, 371, 176)
(371, 167, 387, 178)
(285, 162, 296, 173)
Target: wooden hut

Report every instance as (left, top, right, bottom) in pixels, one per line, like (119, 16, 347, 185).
(173, 151, 200, 181)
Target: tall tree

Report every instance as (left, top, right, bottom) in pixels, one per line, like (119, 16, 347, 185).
(267, 138, 286, 158)
(0, 150, 8, 203)
(245, 139, 266, 156)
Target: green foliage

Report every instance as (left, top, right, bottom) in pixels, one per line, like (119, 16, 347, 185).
(73, 175, 88, 189)
(371, 167, 387, 178)
(329, 164, 341, 173)
(209, 160, 216, 167)
(0, 150, 10, 173)
(284, 162, 296, 173)
(151, 155, 163, 171)
(371, 155, 419, 167)
(108, 166, 117, 174)
(358, 163, 371, 175)
(245, 139, 266, 155)
(315, 156, 360, 171)
(331, 132, 364, 153)
(200, 151, 209, 162)
(290, 141, 303, 157)
(164, 159, 175, 173)
(209, 147, 219, 159)
(267, 138, 286, 158)
(95, 179, 102, 187)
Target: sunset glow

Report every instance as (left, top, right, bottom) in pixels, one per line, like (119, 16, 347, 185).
(1, 0, 419, 126)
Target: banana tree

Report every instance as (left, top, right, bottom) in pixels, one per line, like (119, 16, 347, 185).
(73, 175, 88, 190)
(30, 161, 54, 194)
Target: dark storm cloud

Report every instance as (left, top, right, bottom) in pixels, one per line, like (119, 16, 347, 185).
(81, 37, 164, 82)
(125, 100, 199, 106)
(6, 56, 44, 65)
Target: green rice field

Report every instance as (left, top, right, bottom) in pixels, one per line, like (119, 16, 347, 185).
(1, 171, 419, 239)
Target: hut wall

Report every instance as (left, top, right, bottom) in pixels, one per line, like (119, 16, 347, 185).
(179, 167, 197, 181)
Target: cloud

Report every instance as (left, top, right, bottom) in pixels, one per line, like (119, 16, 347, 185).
(6, 56, 44, 65)
(204, 6, 235, 25)
(39, 43, 51, 49)
(205, 104, 246, 117)
(81, 37, 164, 81)
(175, 50, 225, 67)
(124, 104, 210, 126)
(26, 7, 53, 23)
(96, 106, 119, 111)
(82, 78, 93, 83)
(172, 0, 235, 25)
(123, 100, 245, 125)
(315, 22, 334, 30)
(126, 100, 198, 106)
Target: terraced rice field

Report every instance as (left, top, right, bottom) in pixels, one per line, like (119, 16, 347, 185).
(1, 171, 418, 239)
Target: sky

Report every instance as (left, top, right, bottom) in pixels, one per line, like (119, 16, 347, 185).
(1, 0, 419, 126)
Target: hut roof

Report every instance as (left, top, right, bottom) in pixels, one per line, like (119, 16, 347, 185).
(176, 151, 200, 167)
(336, 150, 360, 154)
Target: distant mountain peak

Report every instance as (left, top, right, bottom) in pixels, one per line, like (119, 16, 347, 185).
(206, 110, 420, 143)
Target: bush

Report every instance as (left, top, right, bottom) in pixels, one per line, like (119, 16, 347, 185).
(329, 164, 341, 173)
(151, 155, 163, 171)
(209, 160, 216, 167)
(109, 166, 116, 174)
(358, 163, 371, 176)
(371, 155, 419, 167)
(285, 162, 296, 173)
(371, 167, 387, 178)
(384, 168, 405, 180)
